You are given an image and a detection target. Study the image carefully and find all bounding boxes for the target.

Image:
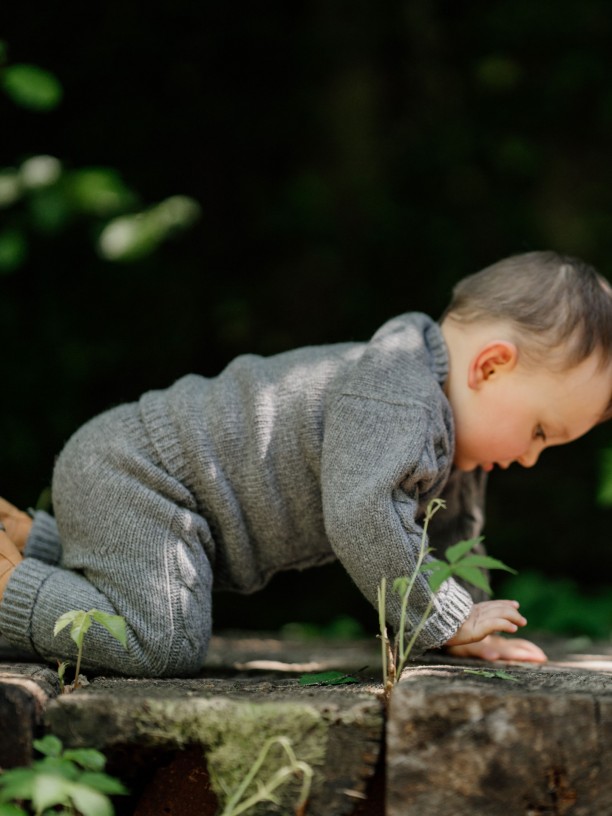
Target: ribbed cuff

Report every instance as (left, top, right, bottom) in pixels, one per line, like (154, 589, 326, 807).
(412, 577, 474, 652)
(24, 511, 62, 565)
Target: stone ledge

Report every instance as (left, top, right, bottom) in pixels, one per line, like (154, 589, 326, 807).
(0, 662, 60, 768)
(3, 634, 612, 814)
(387, 657, 612, 816)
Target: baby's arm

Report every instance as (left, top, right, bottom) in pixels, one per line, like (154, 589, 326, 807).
(444, 600, 547, 663)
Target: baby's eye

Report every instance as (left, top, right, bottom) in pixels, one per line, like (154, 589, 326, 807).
(534, 425, 547, 442)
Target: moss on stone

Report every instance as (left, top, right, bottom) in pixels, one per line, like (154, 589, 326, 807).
(132, 696, 328, 812)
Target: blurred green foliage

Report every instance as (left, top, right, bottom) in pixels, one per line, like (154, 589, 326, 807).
(499, 571, 612, 639)
(1, 2, 612, 634)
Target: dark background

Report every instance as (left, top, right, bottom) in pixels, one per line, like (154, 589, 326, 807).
(2, 0, 612, 635)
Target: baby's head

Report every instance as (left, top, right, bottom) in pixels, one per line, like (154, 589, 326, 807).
(440, 251, 612, 473)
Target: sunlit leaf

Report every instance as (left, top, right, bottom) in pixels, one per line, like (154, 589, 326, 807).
(91, 610, 127, 648)
(53, 610, 83, 637)
(31, 774, 71, 813)
(19, 155, 62, 189)
(2, 64, 63, 110)
(67, 782, 113, 816)
(98, 195, 200, 261)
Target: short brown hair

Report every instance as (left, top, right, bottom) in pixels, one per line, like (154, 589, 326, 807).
(443, 250, 612, 373)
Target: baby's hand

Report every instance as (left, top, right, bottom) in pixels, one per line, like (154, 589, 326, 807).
(446, 599, 526, 645)
(446, 634, 547, 663)
(444, 600, 547, 663)
(0, 497, 32, 553)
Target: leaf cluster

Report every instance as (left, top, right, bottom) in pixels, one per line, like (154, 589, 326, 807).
(419, 536, 517, 595)
(0, 735, 127, 816)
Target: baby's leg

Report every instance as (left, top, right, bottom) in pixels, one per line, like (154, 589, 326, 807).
(0, 405, 214, 677)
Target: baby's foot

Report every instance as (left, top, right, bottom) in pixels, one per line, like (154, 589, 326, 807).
(0, 497, 33, 552)
(0, 526, 23, 599)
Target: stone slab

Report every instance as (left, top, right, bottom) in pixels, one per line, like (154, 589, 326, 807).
(45, 640, 385, 816)
(0, 663, 60, 768)
(387, 658, 612, 816)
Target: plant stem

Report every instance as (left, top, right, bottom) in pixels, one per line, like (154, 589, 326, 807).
(395, 499, 444, 670)
(73, 644, 83, 690)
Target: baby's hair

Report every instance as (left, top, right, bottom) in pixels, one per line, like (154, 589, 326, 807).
(442, 250, 612, 375)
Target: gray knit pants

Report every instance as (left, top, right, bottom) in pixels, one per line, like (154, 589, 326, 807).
(43, 404, 214, 676)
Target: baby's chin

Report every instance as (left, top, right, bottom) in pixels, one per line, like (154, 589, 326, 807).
(452, 457, 479, 473)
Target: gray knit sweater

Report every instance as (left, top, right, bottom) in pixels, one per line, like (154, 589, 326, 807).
(0, 312, 485, 675)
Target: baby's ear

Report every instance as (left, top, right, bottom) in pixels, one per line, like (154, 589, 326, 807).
(468, 341, 518, 388)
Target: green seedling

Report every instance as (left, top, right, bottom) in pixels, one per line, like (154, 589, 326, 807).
(53, 609, 127, 691)
(378, 498, 517, 701)
(219, 736, 313, 816)
(0, 733, 127, 816)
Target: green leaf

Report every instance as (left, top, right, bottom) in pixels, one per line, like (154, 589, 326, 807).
(427, 564, 453, 593)
(32, 774, 71, 813)
(77, 772, 128, 796)
(53, 610, 83, 637)
(62, 749, 106, 773)
(464, 668, 520, 682)
(91, 610, 127, 648)
(33, 734, 63, 758)
(0, 804, 28, 815)
(68, 611, 93, 649)
(0, 768, 35, 802)
(451, 564, 492, 595)
(67, 782, 113, 816)
(299, 671, 358, 686)
(392, 577, 409, 597)
(445, 536, 483, 564)
(2, 64, 63, 111)
(457, 554, 517, 574)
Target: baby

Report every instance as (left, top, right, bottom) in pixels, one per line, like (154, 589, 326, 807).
(1, 250, 610, 676)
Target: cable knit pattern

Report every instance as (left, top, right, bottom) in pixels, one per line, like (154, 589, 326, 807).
(0, 313, 485, 675)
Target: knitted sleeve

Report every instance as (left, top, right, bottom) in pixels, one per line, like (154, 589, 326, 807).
(24, 511, 62, 565)
(321, 394, 473, 652)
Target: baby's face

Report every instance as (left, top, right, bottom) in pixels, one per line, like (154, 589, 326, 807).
(452, 353, 611, 473)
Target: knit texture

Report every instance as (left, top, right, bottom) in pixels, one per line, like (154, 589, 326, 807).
(0, 312, 484, 675)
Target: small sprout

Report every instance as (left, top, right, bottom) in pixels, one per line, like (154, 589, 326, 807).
(219, 736, 312, 816)
(378, 498, 518, 702)
(54, 609, 127, 691)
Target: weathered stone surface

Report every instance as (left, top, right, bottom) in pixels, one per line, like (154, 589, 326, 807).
(387, 661, 612, 816)
(0, 663, 60, 768)
(46, 666, 384, 815)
